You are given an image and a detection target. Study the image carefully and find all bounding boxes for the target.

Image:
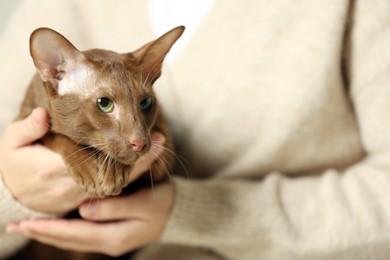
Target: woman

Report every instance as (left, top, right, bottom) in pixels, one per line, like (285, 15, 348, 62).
(1, 0, 390, 259)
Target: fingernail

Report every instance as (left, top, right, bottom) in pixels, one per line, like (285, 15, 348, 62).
(6, 224, 21, 234)
(151, 132, 166, 144)
(19, 221, 35, 231)
(31, 108, 41, 125)
(79, 201, 97, 218)
(159, 135, 166, 145)
(31, 108, 48, 130)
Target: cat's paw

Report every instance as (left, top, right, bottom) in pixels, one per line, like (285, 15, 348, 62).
(90, 156, 132, 197)
(68, 151, 132, 197)
(68, 156, 100, 196)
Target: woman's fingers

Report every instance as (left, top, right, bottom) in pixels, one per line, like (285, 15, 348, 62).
(79, 190, 150, 221)
(1, 108, 49, 149)
(8, 183, 175, 255)
(9, 218, 142, 256)
(79, 183, 174, 222)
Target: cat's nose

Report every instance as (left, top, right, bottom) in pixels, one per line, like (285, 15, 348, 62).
(130, 139, 147, 152)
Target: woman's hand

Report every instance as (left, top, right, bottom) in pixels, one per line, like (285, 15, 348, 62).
(0, 108, 167, 214)
(0, 108, 88, 213)
(4, 111, 173, 255)
(7, 183, 175, 257)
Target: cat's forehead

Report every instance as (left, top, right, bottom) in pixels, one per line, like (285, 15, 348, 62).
(57, 49, 146, 97)
(83, 48, 127, 63)
(57, 62, 145, 97)
(58, 64, 98, 96)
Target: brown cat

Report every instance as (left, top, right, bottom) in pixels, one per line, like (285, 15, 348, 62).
(16, 26, 184, 198)
(11, 26, 184, 260)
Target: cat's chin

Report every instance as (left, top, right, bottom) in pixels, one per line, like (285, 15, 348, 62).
(117, 154, 139, 165)
(116, 148, 150, 165)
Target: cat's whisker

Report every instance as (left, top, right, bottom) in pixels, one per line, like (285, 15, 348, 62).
(86, 182, 103, 209)
(45, 123, 104, 145)
(90, 152, 106, 200)
(97, 152, 109, 183)
(107, 151, 113, 175)
(105, 152, 116, 193)
(150, 145, 173, 184)
(86, 197, 97, 211)
(62, 143, 107, 162)
(47, 125, 87, 141)
(50, 169, 70, 178)
(67, 149, 100, 171)
(111, 153, 121, 187)
(150, 144, 172, 180)
(111, 152, 119, 186)
(102, 152, 111, 180)
(147, 156, 155, 195)
(151, 141, 190, 179)
(61, 141, 108, 165)
(49, 143, 106, 185)
(139, 57, 163, 90)
(62, 149, 99, 172)
(90, 152, 105, 197)
(151, 141, 189, 164)
(52, 148, 100, 179)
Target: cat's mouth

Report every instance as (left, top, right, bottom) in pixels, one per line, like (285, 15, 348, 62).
(102, 142, 151, 165)
(111, 151, 133, 164)
(116, 151, 147, 165)
(94, 148, 139, 165)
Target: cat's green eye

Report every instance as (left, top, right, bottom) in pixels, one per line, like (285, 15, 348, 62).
(140, 96, 153, 112)
(97, 97, 114, 113)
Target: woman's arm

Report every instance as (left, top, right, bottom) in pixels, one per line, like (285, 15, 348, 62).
(10, 1, 390, 259)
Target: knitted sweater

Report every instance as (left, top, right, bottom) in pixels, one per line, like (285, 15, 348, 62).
(1, 0, 390, 259)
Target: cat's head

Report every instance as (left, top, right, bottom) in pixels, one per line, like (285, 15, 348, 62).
(29, 26, 184, 164)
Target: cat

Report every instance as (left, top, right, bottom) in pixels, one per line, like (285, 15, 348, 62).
(10, 26, 184, 260)
(16, 26, 184, 198)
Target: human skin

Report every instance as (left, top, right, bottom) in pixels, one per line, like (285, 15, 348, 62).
(0, 107, 88, 213)
(7, 183, 174, 256)
(0, 107, 167, 212)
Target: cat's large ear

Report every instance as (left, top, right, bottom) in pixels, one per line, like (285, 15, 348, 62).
(29, 28, 86, 91)
(132, 26, 185, 84)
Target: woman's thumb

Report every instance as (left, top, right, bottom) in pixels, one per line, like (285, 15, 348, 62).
(3, 108, 50, 149)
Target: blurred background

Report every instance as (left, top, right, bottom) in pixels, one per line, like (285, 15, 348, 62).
(0, 0, 20, 32)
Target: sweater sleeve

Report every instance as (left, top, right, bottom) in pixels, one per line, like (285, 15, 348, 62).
(161, 1, 390, 259)
(0, 176, 54, 258)
(0, 1, 82, 257)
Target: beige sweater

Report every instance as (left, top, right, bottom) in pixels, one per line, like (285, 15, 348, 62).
(1, 0, 390, 259)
